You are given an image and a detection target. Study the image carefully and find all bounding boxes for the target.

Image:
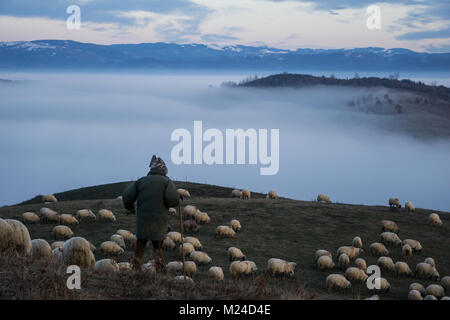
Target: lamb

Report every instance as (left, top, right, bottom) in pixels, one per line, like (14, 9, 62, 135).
(326, 274, 351, 291)
(352, 236, 362, 248)
(5, 219, 32, 256)
(228, 247, 246, 261)
(408, 290, 423, 300)
(183, 205, 198, 219)
(354, 258, 367, 271)
(395, 261, 413, 277)
(231, 189, 242, 198)
(315, 249, 332, 261)
(179, 242, 195, 257)
(167, 261, 183, 274)
(409, 282, 426, 296)
(51, 241, 65, 250)
(167, 231, 183, 244)
(267, 190, 278, 199)
(317, 194, 332, 204)
(428, 213, 443, 226)
(415, 262, 440, 281)
(76, 209, 96, 222)
(168, 207, 177, 216)
(345, 267, 368, 282)
(215, 225, 236, 238)
(381, 220, 399, 234)
(230, 219, 242, 232)
(117, 229, 137, 247)
(317, 255, 335, 271)
(94, 258, 120, 273)
(380, 231, 402, 247)
(59, 214, 79, 226)
(402, 239, 423, 252)
(42, 194, 58, 203)
(184, 261, 197, 277)
(97, 209, 116, 222)
(402, 244, 412, 259)
(405, 201, 415, 212)
(441, 276, 450, 292)
(118, 262, 132, 271)
(377, 256, 395, 272)
(190, 251, 212, 265)
(110, 234, 126, 249)
(370, 242, 389, 256)
(31, 239, 52, 261)
(388, 198, 401, 209)
(208, 266, 224, 281)
(99, 241, 124, 255)
(184, 237, 202, 250)
(163, 237, 176, 251)
(177, 188, 191, 200)
(52, 225, 74, 240)
(183, 220, 199, 233)
(336, 246, 363, 259)
(40, 207, 60, 223)
(241, 189, 251, 199)
(425, 284, 445, 299)
(195, 211, 211, 224)
(62, 237, 96, 268)
(424, 257, 435, 268)
(338, 253, 350, 270)
(267, 258, 297, 276)
(22, 212, 40, 224)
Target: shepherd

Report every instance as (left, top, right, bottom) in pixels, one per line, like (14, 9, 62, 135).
(122, 155, 180, 272)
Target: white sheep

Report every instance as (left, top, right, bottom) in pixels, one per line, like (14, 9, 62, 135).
(373, 278, 390, 293)
(167, 261, 184, 275)
(241, 189, 251, 199)
(22, 212, 40, 224)
(441, 297, 450, 300)
(395, 261, 413, 277)
(215, 225, 236, 238)
(228, 247, 246, 261)
(402, 244, 412, 259)
(184, 236, 202, 250)
(97, 209, 116, 222)
(425, 284, 445, 299)
(388, 197, 401, 209)
(326, 274, 351, 291)
(229, 261, 248, 276)
(345, 267, 368, 283)
(194, 211, 211, 224)
(380, 232, 402, 247)
(230, 219, 242, 232)
(405, 201, 415, 212)
(352, 236, 362, 248)
(317, 194, 332, 204)
(267, 190, 278, 199)
(190, 251, 212, 265)
(408, 290, 423, 300)
(424, 295, 438, 300)
(354, 258, 367, 271)
(317, 255, 335, 271)
(267, 258, 296, 276)
(415, 262, 440, 281)
(208, 266, 224, 281)
(118, 262, 132, 271)
(177, 188, 191, 200)
(5, 219, 32, 256)
(117, 229, 137, 247)
(183, 205, 198, 219)
(110, 234, 126, 248)
(51, 241, 65, 250)
(76, 209, 96, 222)
(40, 207, 60, 223)
(168, 207, 177, 216)
(59, 214, 79, 225)
(424, 257, 436, 268)
(242, 261, 257, 275)
(30, 239, 52, 261)
(231, 189, 242, 198)
(338, 253, 350, 270)
(163, 237, 176, 251)
(336, 246, 363, 259)
(369, 242, 389, 256)
(94, 258, 120, 273)
(62, 237, 96, 268)
(167, 231, 183, 244)
(179, 242, 195, 257)
(315, 249, 332, 261)
(402, 239, 423, 252)
(99, 241, 124, 255)
(173, 275, 194, 285)
(409, 282, 426, 296)
(428, 213, 443, 226)
(52, 225, 74, 240)
(184, 261, 198, 277)
(42, 194, 58, 203)
(377, 256, 395, 272)
(441, 276, 450, 292)
(381, 220, 399, 234)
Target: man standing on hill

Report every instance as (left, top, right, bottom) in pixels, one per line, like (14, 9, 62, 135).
(122, 155, 179, 272)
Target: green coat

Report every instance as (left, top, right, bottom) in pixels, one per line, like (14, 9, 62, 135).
(122, 172, 179, 241)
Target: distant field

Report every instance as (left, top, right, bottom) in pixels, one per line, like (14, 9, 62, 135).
(1, 182, 449, 300)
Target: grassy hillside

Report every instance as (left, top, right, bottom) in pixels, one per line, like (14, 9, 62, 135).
(1, 181, 449, 300)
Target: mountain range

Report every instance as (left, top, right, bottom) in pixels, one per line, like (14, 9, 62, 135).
(0, 40, 449, 71)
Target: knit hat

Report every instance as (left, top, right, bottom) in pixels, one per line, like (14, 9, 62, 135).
(149, 155, 168, 175)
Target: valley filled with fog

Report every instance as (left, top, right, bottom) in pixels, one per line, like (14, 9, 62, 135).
(1, 72, 449, 211)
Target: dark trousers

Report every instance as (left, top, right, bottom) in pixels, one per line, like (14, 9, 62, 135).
(133, 239, 164, 270)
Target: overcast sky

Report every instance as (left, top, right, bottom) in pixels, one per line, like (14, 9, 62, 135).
(0, 0, 449, 52)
